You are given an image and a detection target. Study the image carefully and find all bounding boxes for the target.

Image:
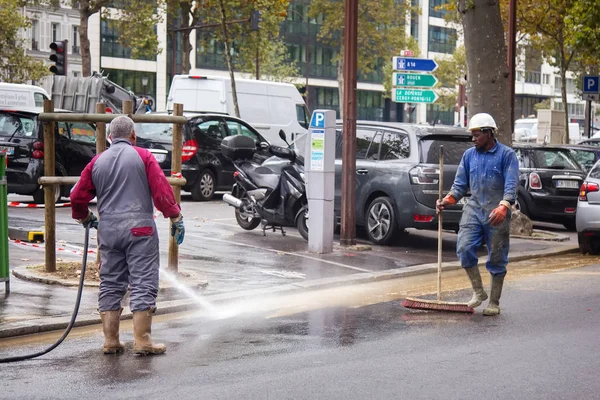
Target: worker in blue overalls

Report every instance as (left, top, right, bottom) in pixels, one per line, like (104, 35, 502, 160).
(437, 113, 520, 316)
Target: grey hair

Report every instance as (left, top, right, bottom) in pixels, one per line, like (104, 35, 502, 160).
(110, 116, 135, 139)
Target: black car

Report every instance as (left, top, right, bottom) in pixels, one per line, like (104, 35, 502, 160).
(1, 107, 99, 203)
(557, 144, 600, 173)
(333, 121, 473, 245)
(132, 112, 271, 201)
(513, 143, 586, 230)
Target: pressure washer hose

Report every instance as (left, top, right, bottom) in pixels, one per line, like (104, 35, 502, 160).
(0, 226, 90, 363)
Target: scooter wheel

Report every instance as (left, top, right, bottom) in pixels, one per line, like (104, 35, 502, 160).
(296, 208, 309, 241)
(235, 209, 261, 230)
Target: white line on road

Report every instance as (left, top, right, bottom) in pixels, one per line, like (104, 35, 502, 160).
(185, 232, 373, 273)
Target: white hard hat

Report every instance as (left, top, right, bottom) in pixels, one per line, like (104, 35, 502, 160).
(467, 113, 497, 131)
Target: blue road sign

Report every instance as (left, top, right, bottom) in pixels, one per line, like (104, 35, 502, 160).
(310, 111, 325, 128)
(392, 57, 438, 72)
(583, 76, 599, 94)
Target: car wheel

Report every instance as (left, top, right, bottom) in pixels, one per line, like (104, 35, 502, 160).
(32, 165, 64, 204)
(365, 196, 398, 245)
(578, 233, 600, 255)
(515, 197, 530, 218)
(191, 169, 215, 201)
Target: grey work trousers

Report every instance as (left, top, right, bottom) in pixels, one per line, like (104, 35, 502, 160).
(97, 214, 159, 312)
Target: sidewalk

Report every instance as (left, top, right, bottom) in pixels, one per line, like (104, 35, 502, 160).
(0, 232, 579, 339)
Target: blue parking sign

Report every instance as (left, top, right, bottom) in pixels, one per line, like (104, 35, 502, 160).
(583, 76, 599, 94)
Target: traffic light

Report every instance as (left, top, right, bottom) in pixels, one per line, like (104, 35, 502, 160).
(49, 40, 68, 76)
(250, 10, 262, 31)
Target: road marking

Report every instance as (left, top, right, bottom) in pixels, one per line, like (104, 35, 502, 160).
(185, 232, 373, 273)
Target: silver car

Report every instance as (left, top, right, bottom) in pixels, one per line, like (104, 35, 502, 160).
(576, 160, 600, 254)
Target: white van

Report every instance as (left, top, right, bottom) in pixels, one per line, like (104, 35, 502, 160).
(166, 75, 309, 147)
(0, 83, 50, 108)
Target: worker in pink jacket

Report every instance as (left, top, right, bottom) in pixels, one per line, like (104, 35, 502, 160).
(71, 116, 185, 355)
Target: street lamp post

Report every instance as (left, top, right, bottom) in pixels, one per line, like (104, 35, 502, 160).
(141, 76, 149, 95)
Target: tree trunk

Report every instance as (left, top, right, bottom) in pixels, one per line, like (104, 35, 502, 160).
(559, 49, 570, 144)
(179, 2, 194, 74)
(79, 7, 92, 77)
(218, 0, 240, 117)
(337, 48, 344, 120)
(459, 0, 511, 145)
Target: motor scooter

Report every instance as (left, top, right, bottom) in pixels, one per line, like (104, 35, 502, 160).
(221, 131, 308, 240)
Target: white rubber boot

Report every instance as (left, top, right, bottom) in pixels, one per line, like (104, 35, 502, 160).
(483, 275, 505, 316)
(100, 308, 125, 354)
(133, 308, 166, 355)
(465, 267, 488, 308)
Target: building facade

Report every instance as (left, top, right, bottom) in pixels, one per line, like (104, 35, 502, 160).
(21, 1, 592, 128)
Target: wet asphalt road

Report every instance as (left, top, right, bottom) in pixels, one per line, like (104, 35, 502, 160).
(2, 263, 599, 399)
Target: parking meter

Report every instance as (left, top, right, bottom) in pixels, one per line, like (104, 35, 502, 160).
(305, 110, 336, 253)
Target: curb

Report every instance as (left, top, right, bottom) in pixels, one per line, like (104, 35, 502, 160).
(8, 227, 44, 243)
(0, 244, 580, 339)
(11, 266, 209, 292)
(510, 229, 570, 242)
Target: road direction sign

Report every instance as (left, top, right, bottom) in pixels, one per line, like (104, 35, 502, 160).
(392, 57, 438, 72)
(393, 72, 438, 88)
(393, 88, 438, 103)
(583, 76, 599, 94)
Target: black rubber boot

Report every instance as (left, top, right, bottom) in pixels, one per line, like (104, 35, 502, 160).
(483, 275, 505, 316)
(465, 267, 488, 308)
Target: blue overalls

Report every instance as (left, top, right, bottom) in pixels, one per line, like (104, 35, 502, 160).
(449, 141, 520, 277)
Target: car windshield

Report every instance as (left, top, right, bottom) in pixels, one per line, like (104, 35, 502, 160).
(133, 122, 173, 141)
(532, 149, 580, 170)
(0, 112, 36, 138)
(419, 137, 473, 165)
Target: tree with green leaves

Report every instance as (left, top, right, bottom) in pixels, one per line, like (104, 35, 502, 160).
(518, 0, 579, 144)
(432, 45, 467, 121)
(308, 0, 416, 119)
(191, 0, 291, 117)
(0, 0, 48, 82)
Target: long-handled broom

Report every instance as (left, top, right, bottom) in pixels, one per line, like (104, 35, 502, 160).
(402, 145, 474, 313)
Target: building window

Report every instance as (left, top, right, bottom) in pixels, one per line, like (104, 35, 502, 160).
(31, 20, 39, 50)
(101, 68, 156, 100)
(72, 26, 79, 54)
(428, 26, 456, 54)
(427, 104, 454, 126)
(429, 0, 449, 18)
(411, 0, 419, 40)
(101, 19, 156, 61)
(52, 23, 60, 42)
(542, 73, 550, 85)
(525, 71, 541, 84)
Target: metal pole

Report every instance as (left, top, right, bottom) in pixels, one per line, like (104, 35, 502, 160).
(43, 99, 56, 273)
(587, 99, 593, 139)
(340, 0, 358, 246)
(95, 103, 106, 266)
(0, 151, 9, 293)
(507, 0, 517, 133)
(305, 16, 310, 107)
(168, 103, 184, 271)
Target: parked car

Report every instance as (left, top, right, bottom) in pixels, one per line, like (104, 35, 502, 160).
(578, 137, 600, 147)
(1, 107, 99, 203)
(131, 112, 271, 201)
(513, 143, 586, 231)
(576, 159, 600, 254)
(332, 121, 473, 245)
(556, 144, 600, 173)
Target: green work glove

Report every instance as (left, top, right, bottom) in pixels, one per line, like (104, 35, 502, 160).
(171, 215, 185, 245)
(80, 211, 98, 230)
